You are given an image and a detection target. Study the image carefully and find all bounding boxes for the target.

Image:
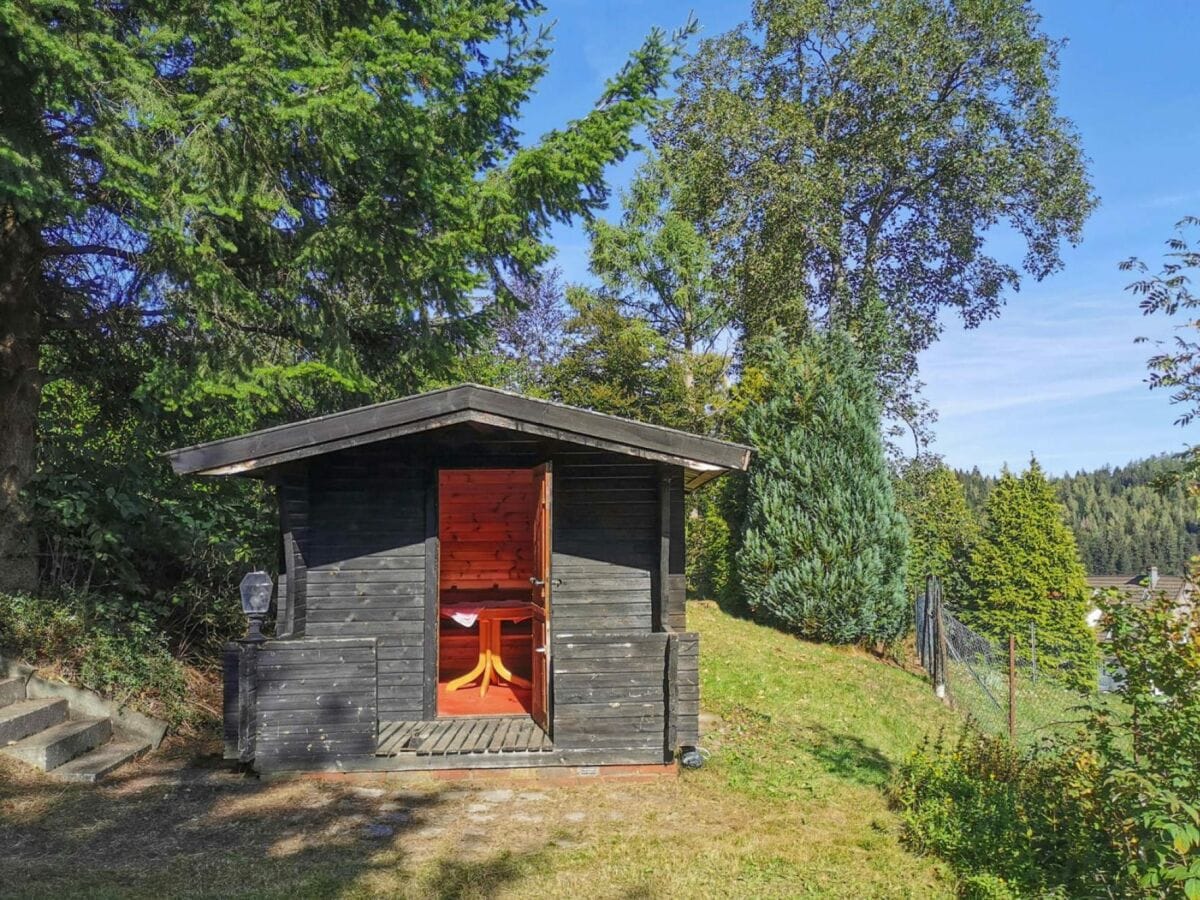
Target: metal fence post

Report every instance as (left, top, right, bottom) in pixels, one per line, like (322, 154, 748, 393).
(931, 577, 948, 701)
(1029, 621, 1037, 683)
(1008, 634, 1017, 742)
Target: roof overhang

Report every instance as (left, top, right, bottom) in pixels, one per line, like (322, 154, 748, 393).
(165, 384, 752, 490)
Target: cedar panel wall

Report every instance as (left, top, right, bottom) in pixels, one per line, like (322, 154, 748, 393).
(439, 468, 535, 596)
(297, 445, 428, 722)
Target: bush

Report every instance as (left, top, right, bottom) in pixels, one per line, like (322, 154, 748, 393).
(892, 591, 1200, 897)
(891, 727, 1103, 896)
(687, 486, 733, 601)
(0, 592, 191, 728)
(737, 331, 909, 643)
(962, 461, 1097, 690)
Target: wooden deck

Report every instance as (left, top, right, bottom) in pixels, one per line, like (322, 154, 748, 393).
(376, 717, 552, 757)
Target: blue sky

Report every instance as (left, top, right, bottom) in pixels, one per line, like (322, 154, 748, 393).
(517, 0, 1200, 475)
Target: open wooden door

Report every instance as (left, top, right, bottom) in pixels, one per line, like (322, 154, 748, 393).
(530, 462, 552, 732)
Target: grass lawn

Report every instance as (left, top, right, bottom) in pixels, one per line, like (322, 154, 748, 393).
(945, 658, 1121, 748)
(0, 602, 959, 899)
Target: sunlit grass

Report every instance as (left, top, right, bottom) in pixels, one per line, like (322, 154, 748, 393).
(1, 601, 960, 899)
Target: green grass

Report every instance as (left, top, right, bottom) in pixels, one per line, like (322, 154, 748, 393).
(944, 658, 1122, 748)
(0, 601, 961, 898)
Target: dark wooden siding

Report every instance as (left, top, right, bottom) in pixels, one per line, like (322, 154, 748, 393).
(255, 638, 377, 769)
(300, 445, 427, 721)
(258, 430, 696, 763)
(278, 475, 309, 638)
(552, 632, 668, 755)
(661, 471, 687, 632)
(673, 632, 700, 748)
(551, 454, 658, 638)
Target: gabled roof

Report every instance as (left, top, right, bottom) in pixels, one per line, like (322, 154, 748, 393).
(1086, 573, 1193, 604)
(166, 383, 752, 489)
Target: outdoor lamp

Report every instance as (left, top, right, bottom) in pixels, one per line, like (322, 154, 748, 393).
(239, 570, 274, 643)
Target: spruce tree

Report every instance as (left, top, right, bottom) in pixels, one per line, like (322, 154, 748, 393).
(964, 460, 1098, 689)
(739, 332, 909, 644)
(895, 459, 978, 604)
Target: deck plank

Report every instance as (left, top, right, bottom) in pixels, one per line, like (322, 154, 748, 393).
(502, 720, 526, 752)
(487, 719, 510, 752)
(377, 717, 550, 757)
(450, 721, 480, 754)
(471, 720, 496, 752)
(429, 721, 466, 755)
(464, 720, 489, 753)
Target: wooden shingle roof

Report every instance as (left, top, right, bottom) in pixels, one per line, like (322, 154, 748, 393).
(166, 383, 752, 489)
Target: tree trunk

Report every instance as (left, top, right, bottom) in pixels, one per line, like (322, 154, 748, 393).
(0, 207, 42, 594)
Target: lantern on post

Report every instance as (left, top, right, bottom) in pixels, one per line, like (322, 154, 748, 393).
(239, 571, 274, 643)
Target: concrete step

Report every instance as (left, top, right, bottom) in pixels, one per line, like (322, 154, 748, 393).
(50, 739, 150, 783)
(1, 717, 112, 771)
(0, 698, 67, 745)
(0, 677, 25, 708)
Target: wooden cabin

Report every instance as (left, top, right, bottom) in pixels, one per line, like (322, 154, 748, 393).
(168, 385, 751, 775)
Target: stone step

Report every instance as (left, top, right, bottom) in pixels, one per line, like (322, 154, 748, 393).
(0, 677, 25, 708)
(0, 698, 67, 745)
(50, 739, 151, 783)
(0, 717, 112, 771)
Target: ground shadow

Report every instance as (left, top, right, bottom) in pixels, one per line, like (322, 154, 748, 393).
(804, 724, 895, 788)
(0, 743, 541, 900)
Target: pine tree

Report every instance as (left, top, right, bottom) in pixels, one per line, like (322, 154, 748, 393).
(738, 331, 909, 644)
(895, 459, 978, 604)
(964, 460, 1098, 689)
(0, 2, 688, 592)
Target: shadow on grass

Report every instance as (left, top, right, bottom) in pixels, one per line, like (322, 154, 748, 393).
(805, 725, 894, 788)
(0, 746, 538, 900)
(424, 848, 548, 900)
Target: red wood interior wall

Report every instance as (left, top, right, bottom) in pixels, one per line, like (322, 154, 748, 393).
(438, 468, 535, 598)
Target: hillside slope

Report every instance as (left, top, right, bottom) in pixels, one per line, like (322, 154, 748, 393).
(0, 601, 958, 899)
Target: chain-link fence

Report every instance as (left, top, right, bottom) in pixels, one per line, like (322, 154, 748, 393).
(916, 576, 1110, 745)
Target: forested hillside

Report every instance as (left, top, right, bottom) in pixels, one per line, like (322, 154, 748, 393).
(957, 456, 1200, 576)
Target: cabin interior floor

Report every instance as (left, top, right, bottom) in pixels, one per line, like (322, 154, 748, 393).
(437, 620, 534, 716)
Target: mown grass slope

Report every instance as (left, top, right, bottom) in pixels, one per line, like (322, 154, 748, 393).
(0, 601, 959, 899)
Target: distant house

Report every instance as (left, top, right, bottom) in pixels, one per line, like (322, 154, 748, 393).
(1085, 567, 1194, 627)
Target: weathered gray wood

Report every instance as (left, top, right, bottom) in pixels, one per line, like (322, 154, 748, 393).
(657, 471, 671, 632)
(253, 638, 376, 772)
(667, 474, 687, 632)
(675, 632, 700, 748)
(167, 384, 752, 477)
(665, 632, 679, 759)
(278, 476, 309, 638)
(487, 718, 510, 752)
(223, 644, 239, 760)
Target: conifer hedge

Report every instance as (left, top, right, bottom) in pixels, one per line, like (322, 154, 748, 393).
(963, 461, 1098, 689)
(738, 332, 909, 643)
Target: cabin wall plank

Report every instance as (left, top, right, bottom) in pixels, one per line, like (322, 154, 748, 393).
(550, 455, 659, 638)
(301, 444, 427, 720)
(254, 637, 376, 768)
(552, 632, 671, 757)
